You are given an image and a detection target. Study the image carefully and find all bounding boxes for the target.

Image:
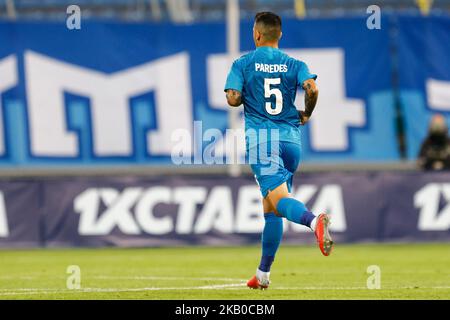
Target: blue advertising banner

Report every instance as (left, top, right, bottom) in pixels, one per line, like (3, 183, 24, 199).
(0, 16, 400, 168)
(397, 15, 450, 159)
(0, 181, 41, 247)
(0, 172, 449, 248)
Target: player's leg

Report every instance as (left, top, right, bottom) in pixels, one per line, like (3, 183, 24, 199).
(260, 199, 283, 281)
(266, 185, 333, 257)
(265, 142, 333, 256)
(265, 182, 316, 229)
(247, 198, 283, 289)
(264, 141, 316, 230)
(247, 143, 285, 289)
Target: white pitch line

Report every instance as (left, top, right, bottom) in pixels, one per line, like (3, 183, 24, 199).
(92, 276, 247, 282)
(0, 288, 57, 292)
(0, 275, 248, 282)
(0, 285, 449, 296)
(0, 283, 246, 292)
(0, 283, 247, 296)
(226, 286, 450, 290)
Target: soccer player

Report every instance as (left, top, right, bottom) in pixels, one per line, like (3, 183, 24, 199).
(224, 12, 333, 290)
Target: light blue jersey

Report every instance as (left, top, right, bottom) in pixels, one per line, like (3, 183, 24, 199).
(224, 46, 317, 149)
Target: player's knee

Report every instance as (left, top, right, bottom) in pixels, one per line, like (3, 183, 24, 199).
(266, 189, 289, 209)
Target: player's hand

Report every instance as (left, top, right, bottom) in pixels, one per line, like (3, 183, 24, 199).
(299, 111, 310, 125)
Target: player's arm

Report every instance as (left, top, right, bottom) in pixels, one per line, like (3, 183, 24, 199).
(299, 78, 318, 125)
(225, 89, 242, 107)
(224, 58, 244, 107)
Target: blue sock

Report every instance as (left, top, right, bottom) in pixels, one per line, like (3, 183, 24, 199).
(276, 197, 316, 228)
(258, 213, 283, 272)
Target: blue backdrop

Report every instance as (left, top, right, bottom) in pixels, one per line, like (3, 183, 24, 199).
(0, 15, 449, 167)
(396, 15, 450, 159)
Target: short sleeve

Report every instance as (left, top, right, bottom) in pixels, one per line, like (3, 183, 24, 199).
(297, 60, 317, 87)
(224, 59, 244, 92)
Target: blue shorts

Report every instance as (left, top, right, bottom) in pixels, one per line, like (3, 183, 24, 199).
(248, 141, 301, 198)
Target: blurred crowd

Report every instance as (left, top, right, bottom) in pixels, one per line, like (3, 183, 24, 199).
(1, 0, 449, 22)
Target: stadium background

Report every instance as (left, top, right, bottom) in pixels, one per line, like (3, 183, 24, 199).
(0, 0, 449, 300)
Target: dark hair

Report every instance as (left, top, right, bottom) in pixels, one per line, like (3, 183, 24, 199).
(254, 12, 282, 41)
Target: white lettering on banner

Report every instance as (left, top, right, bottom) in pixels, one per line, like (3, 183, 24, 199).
(0, 55, 18, 156)
(207, 49, 365, 152)
(311, 185, 346, 231)
(286, 49, 365, 151)
(3, 49, 365, 159)
(426, 78, 450, 111)
(194, 186, 233, 234)
(174, 187, 207, 234)
(288, 184, 347, 232)
(75, 188, 141, 235)
(206, 54, 246, 160)
(0, 192, 9, 237)
(235, 186, 264, 233)
(74, 185, 346, 236)
(136, 187, 173, 235)
(207, 53, 236, 111)
(25, 51, 192, 157)
(414, 183, 450, 231)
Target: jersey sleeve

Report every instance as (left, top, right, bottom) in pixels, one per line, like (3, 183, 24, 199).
(297, 60, 317, 87)
(224, 59, 244, 92)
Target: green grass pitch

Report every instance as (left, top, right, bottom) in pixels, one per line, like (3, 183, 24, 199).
(0, 243, 449, 299)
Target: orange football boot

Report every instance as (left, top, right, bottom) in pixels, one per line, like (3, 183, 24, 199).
(247, 275, 269, 290)
(314, 213, 333, 256)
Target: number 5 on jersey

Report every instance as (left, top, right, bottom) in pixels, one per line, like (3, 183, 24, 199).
(264, 78, 283, 115)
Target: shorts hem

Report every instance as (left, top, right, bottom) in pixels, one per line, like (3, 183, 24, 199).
(260, 172, 293, 198)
